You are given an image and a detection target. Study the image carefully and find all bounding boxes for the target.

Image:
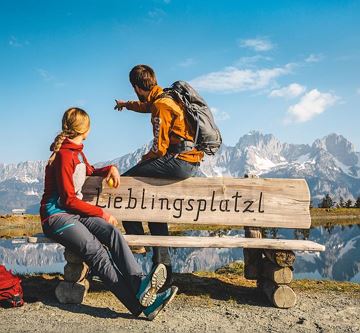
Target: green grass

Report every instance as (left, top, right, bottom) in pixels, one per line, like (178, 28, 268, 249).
(1, 210, 360, 238)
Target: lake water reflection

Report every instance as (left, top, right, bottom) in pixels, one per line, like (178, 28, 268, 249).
(0, 223, 359, 282)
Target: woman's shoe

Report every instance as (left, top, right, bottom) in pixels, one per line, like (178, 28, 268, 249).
(143, 286, 178, 321)
(136, 264, 167, 307)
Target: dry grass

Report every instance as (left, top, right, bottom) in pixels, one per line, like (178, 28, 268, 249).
(20, 262, 360, 306)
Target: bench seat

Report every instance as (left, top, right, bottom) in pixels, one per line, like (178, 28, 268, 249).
(123, 235, 325, 252)
(28, 234, 324, 252)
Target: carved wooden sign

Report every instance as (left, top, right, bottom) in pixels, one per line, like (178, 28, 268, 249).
(82, 176, 311, 228)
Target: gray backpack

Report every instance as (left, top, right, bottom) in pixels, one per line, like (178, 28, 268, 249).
(160, 81, 222, 156)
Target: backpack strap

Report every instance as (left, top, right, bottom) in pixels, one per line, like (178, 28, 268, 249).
(167, 136, 195, 154)
(154, 91, 197, 155)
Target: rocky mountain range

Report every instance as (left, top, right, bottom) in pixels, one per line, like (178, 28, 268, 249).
(1, 132, 359, 213)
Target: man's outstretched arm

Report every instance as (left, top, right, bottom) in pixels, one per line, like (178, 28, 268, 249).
(114, 99, 151, 113)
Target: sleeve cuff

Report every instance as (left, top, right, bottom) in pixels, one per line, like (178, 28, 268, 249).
(102, 211, 111, 222)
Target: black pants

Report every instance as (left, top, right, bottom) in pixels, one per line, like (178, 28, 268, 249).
(42, 214, 144, 316)
(122, 154, 199, 266)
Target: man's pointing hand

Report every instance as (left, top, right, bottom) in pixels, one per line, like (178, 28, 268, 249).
(114, 99, 127, 111)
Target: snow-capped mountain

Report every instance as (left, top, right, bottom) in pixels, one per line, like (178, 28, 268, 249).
(1, 132, 359, 213)
(0, 161, 47, 214)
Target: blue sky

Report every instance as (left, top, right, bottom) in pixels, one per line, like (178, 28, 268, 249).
(1, 0, 359, 164)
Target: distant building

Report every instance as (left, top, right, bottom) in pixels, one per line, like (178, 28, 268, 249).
(12, 209, 26, 215)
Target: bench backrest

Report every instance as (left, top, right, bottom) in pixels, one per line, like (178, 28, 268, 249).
(82, 176, 311, 229)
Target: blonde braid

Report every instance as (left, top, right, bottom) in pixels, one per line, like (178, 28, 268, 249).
(48, 131, 69, 165)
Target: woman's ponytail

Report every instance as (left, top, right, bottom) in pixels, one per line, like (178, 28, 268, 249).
(47, 131, 68, 165)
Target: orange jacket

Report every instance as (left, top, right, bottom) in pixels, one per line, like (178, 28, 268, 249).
(125, 85, 204, 164)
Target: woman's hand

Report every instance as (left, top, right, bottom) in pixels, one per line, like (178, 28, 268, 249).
(106, 166, 120, 188)
(108, 215, 118, 227)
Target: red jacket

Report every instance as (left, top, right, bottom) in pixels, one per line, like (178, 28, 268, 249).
(40, 138, 112, 222)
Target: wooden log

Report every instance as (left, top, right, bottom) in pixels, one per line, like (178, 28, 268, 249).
(261, 280, 297, 308)
(26, 233, 325, 251)
(261, 258, 293, 284)
(63, 262, 89, 283)
(244, 227, 262, 280)
(123, 235, 325, 251)
(264, 249, 296, 267)
(55, 279, 90, 304)
(82, 176, 312, 229)
(64, 249, 84, 264)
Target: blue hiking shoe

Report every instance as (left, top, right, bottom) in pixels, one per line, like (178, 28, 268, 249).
(143, 286, 178, 321)
(136, 263, 167, 307)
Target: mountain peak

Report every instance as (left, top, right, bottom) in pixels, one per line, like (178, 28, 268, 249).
(313, 133, 357, 166)
(236, 131, 277, 148)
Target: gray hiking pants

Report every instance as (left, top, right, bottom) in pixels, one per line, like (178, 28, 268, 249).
(42, 213, 144, 316)
(122, 153, 199, 266)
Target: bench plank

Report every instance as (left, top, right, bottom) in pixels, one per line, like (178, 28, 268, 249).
(123, 235, 325, 252)
(27, 235, 324, 252)
(82, 176, 311, 229)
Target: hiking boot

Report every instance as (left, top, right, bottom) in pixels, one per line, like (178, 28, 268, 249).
(143, 286, 178, 321)
(158, 265, 174, 293)
(136, 264, 167, 307)
(130, 246, 147, 255)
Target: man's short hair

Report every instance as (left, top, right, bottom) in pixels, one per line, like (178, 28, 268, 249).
(129, 65, 158, 91)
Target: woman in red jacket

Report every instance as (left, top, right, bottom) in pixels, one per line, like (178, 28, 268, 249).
(40, 107, 177, 320)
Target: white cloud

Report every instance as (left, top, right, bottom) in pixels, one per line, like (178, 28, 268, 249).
(37, 68, 54, 82)
(147, 8, 166, 23)
(285, 89, 338, 123)
(356, 88, 360, 95)
(190, 63, 294, 93)
(305, 54, 324, 63)
(235, 55, 272, 67)
(37, 68, 65, 87)
(178, 58, 196, 67)
(9, 36, 29, 48)
(211, 107, 230, 121)
(238, 37, 274, 52)
(269, 83, 306, 99)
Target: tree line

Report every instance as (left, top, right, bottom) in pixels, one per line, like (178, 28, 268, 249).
(317, 194, 360, 209)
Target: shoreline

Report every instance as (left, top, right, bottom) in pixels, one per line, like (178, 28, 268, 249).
(1, 210, 359, 238)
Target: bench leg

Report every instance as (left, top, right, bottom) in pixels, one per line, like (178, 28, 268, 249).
(259, 249, 297, 308)
(243, 227, 262, 280)
(55, 249, 90, 304)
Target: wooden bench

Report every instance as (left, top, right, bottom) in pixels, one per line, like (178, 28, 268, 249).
(30, 175, 324, 309)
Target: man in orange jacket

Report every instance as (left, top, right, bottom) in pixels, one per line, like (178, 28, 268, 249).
(115, 64, 203, 289)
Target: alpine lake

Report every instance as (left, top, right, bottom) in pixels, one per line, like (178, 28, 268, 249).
(0, 212, 359, 283)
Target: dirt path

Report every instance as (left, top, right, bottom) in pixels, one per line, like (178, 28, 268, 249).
(1, 274, 359, 333)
